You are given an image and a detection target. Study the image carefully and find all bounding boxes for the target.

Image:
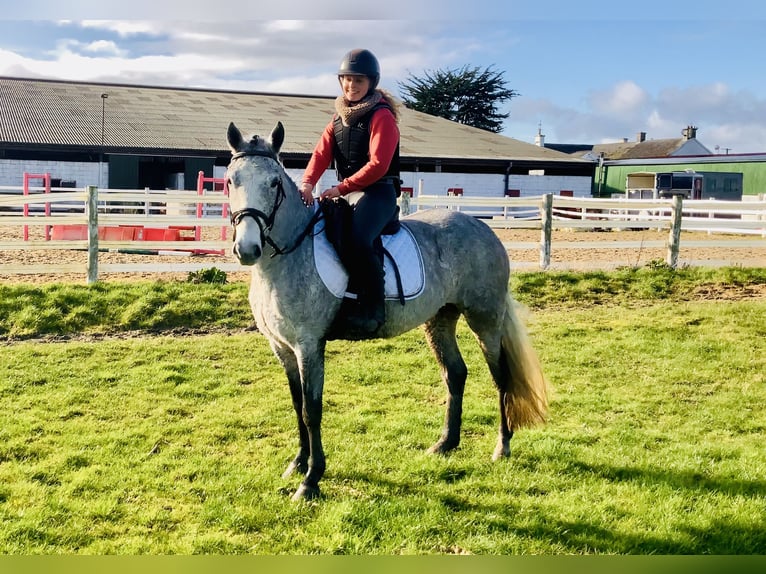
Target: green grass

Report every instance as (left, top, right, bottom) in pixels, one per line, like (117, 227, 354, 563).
(511, 265, 766, 309)
(0, 280, 252, 340)
(1, 267, 764, 554)
(1, 266, 764, 341)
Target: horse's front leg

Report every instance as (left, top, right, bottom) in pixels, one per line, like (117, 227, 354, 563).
(271, 343, 309, 478)
(424, 309, 467, 455)
(291, 339, 327, 501)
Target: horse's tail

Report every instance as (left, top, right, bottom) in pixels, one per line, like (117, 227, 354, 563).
(499, 292, 548, 430)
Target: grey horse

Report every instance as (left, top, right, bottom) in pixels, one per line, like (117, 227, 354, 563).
(225, 121, 548, 501)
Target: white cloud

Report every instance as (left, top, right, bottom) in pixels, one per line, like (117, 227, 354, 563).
(588, 80, 649, 117)
(83, 40, 124, 56)
(4, 19, 766, 153)
(646, 109, 673, 133)
(0, 46, 244, 85)
(79, 20, 164, 37)
(264, 21, 311, 32)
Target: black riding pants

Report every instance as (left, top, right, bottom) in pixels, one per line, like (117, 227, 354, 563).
(350, 180, 398, 293)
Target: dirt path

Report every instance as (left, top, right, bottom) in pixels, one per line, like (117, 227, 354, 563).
(1, 224, 764, 285)
(494, 228, 766, 270)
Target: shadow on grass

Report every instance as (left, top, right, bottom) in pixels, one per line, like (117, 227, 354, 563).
(566, 459, 766, 498)
(329, 457, 766, 554)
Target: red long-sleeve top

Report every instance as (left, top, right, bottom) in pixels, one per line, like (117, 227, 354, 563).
(302, 106, 399, 196)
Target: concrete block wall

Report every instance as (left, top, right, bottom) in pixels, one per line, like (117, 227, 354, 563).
(281, 168, 593, 200)
(2, 159, 591, 200)
(0, 159, 105, 189)
(401, 172, 504, 197)
(508, 174, 591, 197)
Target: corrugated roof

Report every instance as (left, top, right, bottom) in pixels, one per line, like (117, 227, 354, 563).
(547, 134, 715, 162)
(0, 76, 584, 164)
(592, 138, 689, 160)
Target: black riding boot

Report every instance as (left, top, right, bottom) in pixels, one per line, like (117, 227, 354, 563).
(347, 253, 385, 334)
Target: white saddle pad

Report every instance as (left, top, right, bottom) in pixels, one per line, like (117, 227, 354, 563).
(312, 203, 425, 301)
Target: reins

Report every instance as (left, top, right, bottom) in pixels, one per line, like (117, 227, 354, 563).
(228, 149, 322, 258)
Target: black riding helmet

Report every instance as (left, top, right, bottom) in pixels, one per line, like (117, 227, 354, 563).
(337, 49, 380, 94)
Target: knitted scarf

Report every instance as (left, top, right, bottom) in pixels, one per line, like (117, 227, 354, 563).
(334, 90, 383, 126)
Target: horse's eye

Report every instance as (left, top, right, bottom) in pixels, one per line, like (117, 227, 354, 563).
(270, 177, 280, 188)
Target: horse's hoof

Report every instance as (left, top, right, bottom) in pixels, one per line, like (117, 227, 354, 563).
(492, 442, 511, 461)
(282, 460, 307, 479)
(291, 483, 320, 502)
(427, 439, 458, 455)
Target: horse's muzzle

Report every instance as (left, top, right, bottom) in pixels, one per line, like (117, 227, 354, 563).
(233, 241, 262, 265)
(231, 216, 264, 265)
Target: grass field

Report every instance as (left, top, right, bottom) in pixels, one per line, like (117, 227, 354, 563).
(0, 267, 765, 554)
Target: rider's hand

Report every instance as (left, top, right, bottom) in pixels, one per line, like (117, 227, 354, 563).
(299, 182, 314, 206)
(320, 186, 343, 200)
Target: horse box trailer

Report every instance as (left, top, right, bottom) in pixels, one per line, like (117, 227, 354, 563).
(625, 170, 743, 200)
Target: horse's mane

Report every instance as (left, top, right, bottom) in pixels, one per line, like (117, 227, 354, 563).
(246, 134, 278, 159)
(230, 134, 281, 165)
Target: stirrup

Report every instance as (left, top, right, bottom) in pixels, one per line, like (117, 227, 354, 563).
(345, 314, 382, 334)
(346, 299, 384, 334)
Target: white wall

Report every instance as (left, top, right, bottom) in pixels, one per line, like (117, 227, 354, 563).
(0, 159, 106, 188)
(400, 172, 591, 198)
(3, 159, 592, 198)
(402, 172, 504, 197)
(286, 169, 591, 198)
(507, 174, 591, 197)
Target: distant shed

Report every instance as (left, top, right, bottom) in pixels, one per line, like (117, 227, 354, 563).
(625, 170, 743, 200)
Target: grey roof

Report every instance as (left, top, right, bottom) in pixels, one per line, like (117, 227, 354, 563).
(547, 138, 712, 161)
(0, 76, 584, 164)
(591, 138, 688, 160)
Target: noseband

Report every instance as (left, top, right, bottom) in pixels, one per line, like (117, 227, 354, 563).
(228, 148, 321, 258)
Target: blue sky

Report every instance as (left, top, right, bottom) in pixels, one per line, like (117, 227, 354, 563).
(2, 1, 766, 153)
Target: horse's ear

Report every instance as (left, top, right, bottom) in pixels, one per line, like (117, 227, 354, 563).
(270, 121, 285, 155)
(227, 122, 243, 152)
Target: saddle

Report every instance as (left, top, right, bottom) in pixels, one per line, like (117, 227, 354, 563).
(319, 197, 405, 304)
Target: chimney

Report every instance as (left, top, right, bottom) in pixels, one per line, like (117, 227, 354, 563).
(637, 131, 646, 142)
(682, 125, 698, 140)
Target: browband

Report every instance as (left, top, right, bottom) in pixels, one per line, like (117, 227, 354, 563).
(230, 149, 277, 161)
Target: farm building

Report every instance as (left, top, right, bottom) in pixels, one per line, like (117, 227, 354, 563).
(542, 125, 713, 162)
(0, 76, 593, 199)
(624, 170, 743, 200)
(596, 155, 765, 198)
(541, 124, 765, 198)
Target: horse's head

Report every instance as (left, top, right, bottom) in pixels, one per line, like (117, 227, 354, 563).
(226, 121, 287, 265)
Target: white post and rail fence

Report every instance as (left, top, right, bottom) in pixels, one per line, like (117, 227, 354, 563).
(1, 184, 765, 282)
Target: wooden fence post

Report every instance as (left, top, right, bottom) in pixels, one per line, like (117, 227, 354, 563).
(666, 194, 683, 268)
(540, 193, 553, 269)
(87, 185, 99, 283)
(399, 191, 410, 216)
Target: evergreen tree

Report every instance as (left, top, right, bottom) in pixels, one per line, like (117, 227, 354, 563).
(398, 65, 519, 133)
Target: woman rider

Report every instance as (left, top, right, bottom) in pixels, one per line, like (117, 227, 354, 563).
(300, 48, 401, 334)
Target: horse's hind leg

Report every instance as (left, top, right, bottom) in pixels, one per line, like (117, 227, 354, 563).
(271, 343, 309, 478)
(424, 305, 467, 455)
(464, 313, 514, 461)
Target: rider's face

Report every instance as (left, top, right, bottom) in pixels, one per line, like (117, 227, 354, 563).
(339, 75, 371, 103)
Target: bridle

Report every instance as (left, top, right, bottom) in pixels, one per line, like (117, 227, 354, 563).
(228, 148, 321, 258)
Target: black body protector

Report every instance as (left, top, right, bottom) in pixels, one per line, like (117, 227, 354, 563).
(322, 99, 406, 336)
(332, 102, 401, 194)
